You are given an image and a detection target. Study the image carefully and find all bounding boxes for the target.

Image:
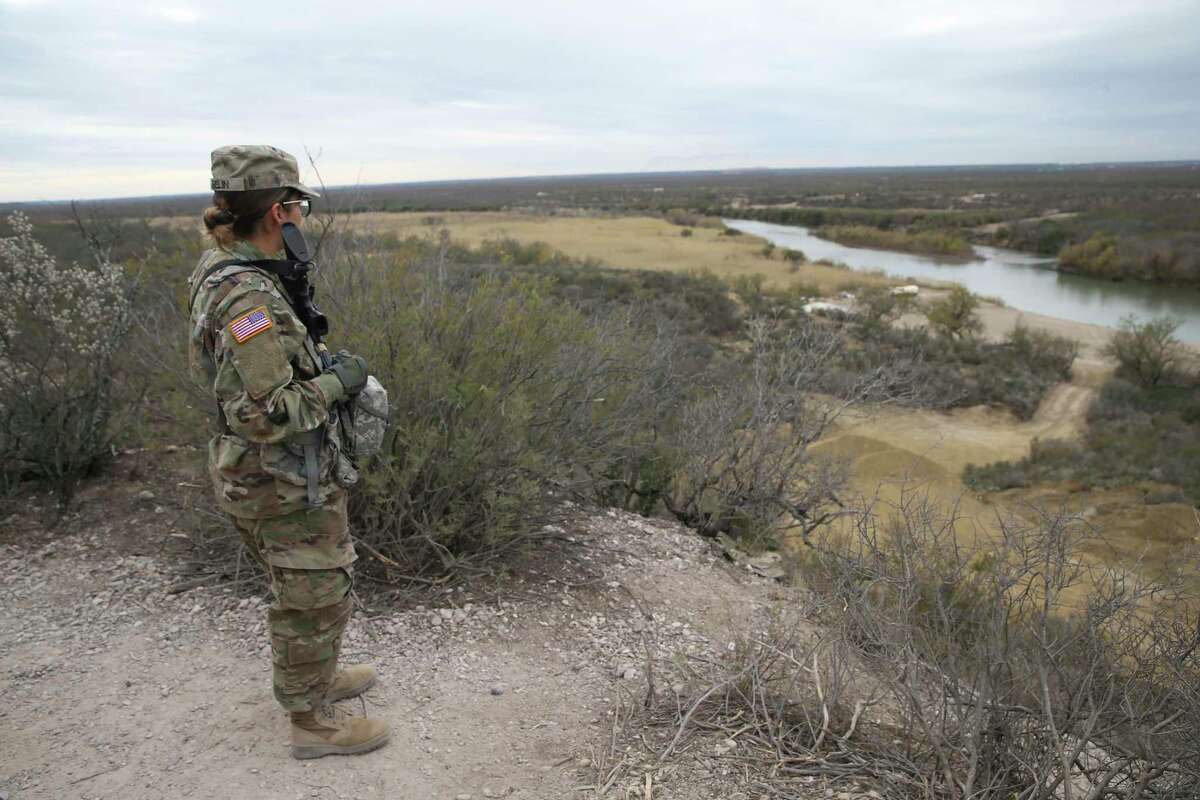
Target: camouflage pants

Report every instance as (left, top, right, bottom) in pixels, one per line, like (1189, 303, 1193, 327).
(234, 511, 353, 713)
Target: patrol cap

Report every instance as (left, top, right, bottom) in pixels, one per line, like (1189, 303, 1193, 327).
(210, 145, 320, 197)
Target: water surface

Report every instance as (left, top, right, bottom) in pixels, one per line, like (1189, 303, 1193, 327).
(726, 219, 1200, 343)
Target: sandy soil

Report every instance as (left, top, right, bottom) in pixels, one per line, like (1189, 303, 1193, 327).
(817, 298, 1199, 583)
(1, 465, 820, 800)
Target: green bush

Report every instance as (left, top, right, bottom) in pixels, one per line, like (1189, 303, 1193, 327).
(317, 245, 682, 574)
(816, 224, 974, 257)
(966, 373, 1200, 503)
(925, 285, 982, 340)
(730, 273, 768, 315)
(843, 316, 1076, 419)
(1104, 315, 1185, 388)
(1059, 232, 1121, 278)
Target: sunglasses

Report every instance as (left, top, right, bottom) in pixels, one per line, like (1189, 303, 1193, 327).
(280, 198, 312, 218)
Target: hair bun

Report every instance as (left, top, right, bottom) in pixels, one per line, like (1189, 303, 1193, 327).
(203, 206, 237, 230)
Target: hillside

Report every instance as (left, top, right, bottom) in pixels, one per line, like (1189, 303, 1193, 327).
(0, 453, 837, 800)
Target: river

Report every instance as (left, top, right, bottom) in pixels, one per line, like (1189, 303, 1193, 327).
(725, 219, 1200, 343)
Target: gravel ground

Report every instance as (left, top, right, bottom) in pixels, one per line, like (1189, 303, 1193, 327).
(0, 470, 837, 800)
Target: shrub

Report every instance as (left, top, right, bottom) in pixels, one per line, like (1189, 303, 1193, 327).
(853, 286, 910, 334)
(0, 212, 132, 503)
(679, 227, 693, 237)
(925, 285, 982, 340)
(1005, 320, 1078, 378)
(808, 497, 1200, 799)
(1088, 377, 1151, 421)
(1104, 314, 1184, 388)
(841, 318, 1076, 420)
(730, 273, 767, 315)
(316, 239, 683, 575)
(966, 371, 1200, 503)
(1059, 232, 1121, 279)
(659, 318, 921, 548)
(660, 494, 1200, 799)
(815, 224, 974, 257)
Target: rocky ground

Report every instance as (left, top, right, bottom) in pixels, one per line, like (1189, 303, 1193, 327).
(0, 456, 858, 800)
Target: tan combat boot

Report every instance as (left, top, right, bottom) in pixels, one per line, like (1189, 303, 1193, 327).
(326, 664, 378, 703)
(290, 706, 390, 760)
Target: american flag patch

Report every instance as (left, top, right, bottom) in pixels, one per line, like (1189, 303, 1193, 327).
(229, 306, 273, 343)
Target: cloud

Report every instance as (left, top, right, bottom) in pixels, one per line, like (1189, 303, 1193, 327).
(2, 0, 1198, 201)
(146, 6, 200, 25)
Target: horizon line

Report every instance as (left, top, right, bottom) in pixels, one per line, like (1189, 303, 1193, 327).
(4, 157, 1199, 207)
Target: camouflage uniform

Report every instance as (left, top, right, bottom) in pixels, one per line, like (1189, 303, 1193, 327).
(188, 236, 355, 713)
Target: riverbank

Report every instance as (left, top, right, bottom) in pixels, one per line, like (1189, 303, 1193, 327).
(815, 223, 975, 258)
(728, 218, 1200, 342)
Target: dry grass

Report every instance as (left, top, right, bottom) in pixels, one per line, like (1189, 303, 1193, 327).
(348, 211, 895, 294)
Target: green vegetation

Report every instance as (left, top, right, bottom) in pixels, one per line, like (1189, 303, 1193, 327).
(998, 213, 1200, 285)
(1105, 315, 1187, 388)
(781, 247, 805, 264)
(1058, 231, 1121, 278)
(925, 285, 983, 339)
(964, 375, 1200, 503)
(965, 315, 1197, 500)
(846, 310, 1078, 420)
(726, 204, 1006, 233)
(815, 224, 974, 257)
(3, 209, 1080, 561)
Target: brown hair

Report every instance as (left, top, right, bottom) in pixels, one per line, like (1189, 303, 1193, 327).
(202, 187, 298, 247)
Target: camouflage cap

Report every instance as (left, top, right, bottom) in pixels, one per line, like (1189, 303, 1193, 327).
(210, 145, 320, 197)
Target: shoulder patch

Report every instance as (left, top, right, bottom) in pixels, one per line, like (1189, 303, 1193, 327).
(229, 306, 274, 344)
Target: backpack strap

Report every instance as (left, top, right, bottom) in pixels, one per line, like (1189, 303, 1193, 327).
(188, 258, 255, 310)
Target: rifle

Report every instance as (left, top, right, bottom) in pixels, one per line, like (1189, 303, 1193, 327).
(250, 223, 357, 497)
(264, 222, 334, 368)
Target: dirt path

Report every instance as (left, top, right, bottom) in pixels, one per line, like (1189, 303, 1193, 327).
(821, 364, 1097, 493)
(0, 489, 781, 800)
(1030, 382, 1095, 440)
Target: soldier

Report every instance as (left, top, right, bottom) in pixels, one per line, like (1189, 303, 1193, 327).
(188, 145, 390, 759)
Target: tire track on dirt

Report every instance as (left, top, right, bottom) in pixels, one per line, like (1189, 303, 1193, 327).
(1030, 383, 1095, 441)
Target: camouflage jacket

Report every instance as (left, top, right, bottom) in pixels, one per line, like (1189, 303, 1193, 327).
(187, 242, 353, 551)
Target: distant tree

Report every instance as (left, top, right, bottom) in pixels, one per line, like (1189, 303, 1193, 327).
(925, 285, 982, 340)
(1104, 315, 1184, 388)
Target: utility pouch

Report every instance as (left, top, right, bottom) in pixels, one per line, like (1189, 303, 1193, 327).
(289, 428, 326, 508)
(348, 376, 389, 461)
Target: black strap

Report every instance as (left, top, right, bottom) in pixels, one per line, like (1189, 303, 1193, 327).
(190, 257, 311, 323)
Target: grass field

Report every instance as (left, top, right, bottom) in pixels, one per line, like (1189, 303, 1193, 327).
(347, 211, 896, 294)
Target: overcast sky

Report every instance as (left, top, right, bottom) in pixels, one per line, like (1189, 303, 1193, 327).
(2, 0, 1198, 202)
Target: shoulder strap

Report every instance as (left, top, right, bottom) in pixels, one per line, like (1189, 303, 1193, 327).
(189, 258, 258, 310)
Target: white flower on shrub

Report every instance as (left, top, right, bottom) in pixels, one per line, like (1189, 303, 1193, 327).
(0, 211, 132, 492)
(0, 211, 130, 375)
